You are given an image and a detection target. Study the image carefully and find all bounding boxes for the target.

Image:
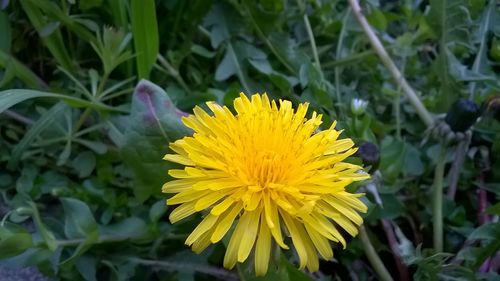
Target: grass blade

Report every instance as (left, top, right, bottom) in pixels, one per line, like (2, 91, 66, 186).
(130, 0, 159, 79)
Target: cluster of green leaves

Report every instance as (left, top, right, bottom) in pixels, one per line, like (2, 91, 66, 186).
(1, 0, 500, 280)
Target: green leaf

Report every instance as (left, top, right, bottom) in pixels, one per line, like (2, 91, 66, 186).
(99, 217, 148, 239)
(75, 255, 98, 281)
(131, 0, 159, 79)
(0, 51, 48, 89)
(72, 151, 97, 178)
(379, 136, 406, 181)
(60, 198, 99, 263)
(121, 80, 191, 202)
(79, 0, 103, 10)
(0, 233, 33, 259)
(7, 102, 68, 170)
(19, 0, 76, 73)
(28, 201, 57, 251)
(149, 200, 167, 222)
(0, 89, 126, 114)
(61, 197, 98, 239)
(427, 0, 472, 110)
(237, 254, 312, 281)
(468, 223, 500, 241)
(486, 202, 500, 215)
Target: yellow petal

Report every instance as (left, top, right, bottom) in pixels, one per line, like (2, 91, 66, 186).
(281, 211, 308, 269)
(304, 223, 333, 260)
(185, 214, 218, 246)
(169, 202, 197, 224)
(167, 190, 209, 205)
(237, 208, 261, 262)
(192, 228, 215, 254)
(223, 210, 250, 269)
(211, 203, 242, 243)
(255, 213, 271, 276)
(163, 154, 195, 166)
(194, 190, 231, 211)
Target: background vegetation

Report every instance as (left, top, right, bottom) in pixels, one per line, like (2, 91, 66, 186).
(1, 0, 500, 280)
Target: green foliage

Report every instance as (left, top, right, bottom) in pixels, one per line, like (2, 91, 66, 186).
(1, 0, 500, 280)
(131, 0, 159, 80)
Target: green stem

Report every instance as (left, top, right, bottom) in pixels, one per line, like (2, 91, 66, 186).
(303, 14, 321, 69)
(359, 226, 394, 281)
(347, 0, 434, 127)
(242, 2, 296, 75)
(131, 258, 238, 280)
(433, 143, 447, 252)
(56, 233, 185, 247)
(156, 54, 193, 95)
(334, 9, 350, 114)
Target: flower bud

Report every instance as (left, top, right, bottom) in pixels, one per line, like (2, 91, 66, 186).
(351, 98, 368, 116)
(357, 142, 380, 172)
(444, 98, 481, 132)
(15, 207, 33, 216)
(485, 96, 500, 122)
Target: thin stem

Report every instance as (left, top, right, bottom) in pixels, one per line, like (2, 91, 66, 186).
(56, 233, 185, 247)
(227, 42, 251, 94)
(156, 54, 193, 95)
(2, 110, 35, 125)
(303, 14, 321, 69)
(130, 258, 238, 281)
(242, 2, 296, 75)
(334, 9, 350, 115)
(447, 135, 471, 200)
(347, 0, 434, 128)
(359, 226, 394, 281)
(395, 57, 406, 139)
(381, 220, 410, 281)
(432, 143, 447, 252)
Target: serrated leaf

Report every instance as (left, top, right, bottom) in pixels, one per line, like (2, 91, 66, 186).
(121, 80, 191, 202)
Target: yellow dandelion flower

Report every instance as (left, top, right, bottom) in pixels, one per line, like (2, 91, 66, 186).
(162, 93, 370, 276)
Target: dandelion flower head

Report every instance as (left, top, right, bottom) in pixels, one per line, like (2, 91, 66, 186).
(163, 93, 369, 275)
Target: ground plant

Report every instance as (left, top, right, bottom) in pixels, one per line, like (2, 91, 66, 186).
(1, 0, 500, 280)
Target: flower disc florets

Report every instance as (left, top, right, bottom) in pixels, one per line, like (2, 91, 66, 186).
(163, 93, 369, 275)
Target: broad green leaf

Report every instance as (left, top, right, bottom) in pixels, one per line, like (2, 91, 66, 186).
(75, 255, 98, 281)
(60, 198, 99, 263)
(0, 233, 33, 259)
(379, 136, 406, 181)
(99, 217, 148, 239)
(121, 80, 191, 202)
(468, 222, 500, 241)
(486, 202, 500, 215)
(72, 151, 97, 178)
(61, 197, 98, 239)
(131, 0, 159, 79)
